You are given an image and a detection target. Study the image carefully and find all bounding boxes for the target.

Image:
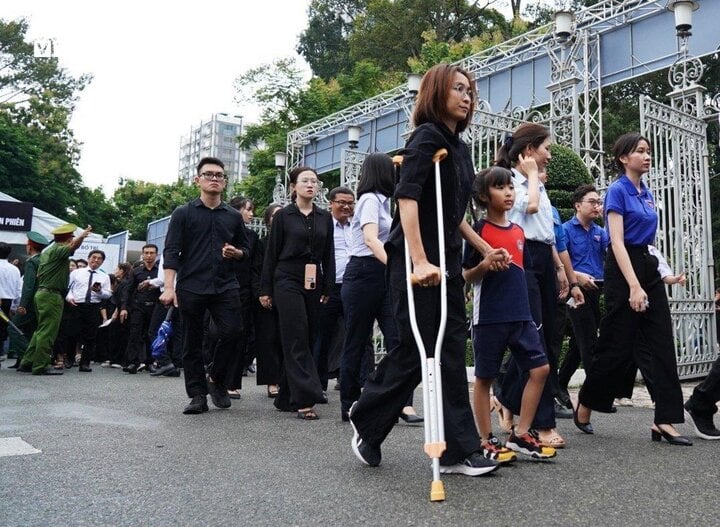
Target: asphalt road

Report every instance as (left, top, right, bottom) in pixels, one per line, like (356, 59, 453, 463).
(1, 366, 718, 527)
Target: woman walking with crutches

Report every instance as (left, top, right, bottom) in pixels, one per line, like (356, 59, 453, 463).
(348, 64, 509, 492)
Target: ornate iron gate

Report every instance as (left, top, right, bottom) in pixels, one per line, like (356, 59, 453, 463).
(640, 94, 717, 378)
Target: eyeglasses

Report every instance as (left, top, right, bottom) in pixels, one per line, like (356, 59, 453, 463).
(332, 200, 355, 208)
(451, 83, 474, 100)
(582, 199, 603, 207)
(297, 179, 319, 186)
(200, 171, 227, 181)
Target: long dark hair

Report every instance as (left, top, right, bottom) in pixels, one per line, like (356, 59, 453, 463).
(413, 64, 475, 134)
(263, 203, 282, 225)
(356, 153, 395, 198)
(495, 123, 550, 169)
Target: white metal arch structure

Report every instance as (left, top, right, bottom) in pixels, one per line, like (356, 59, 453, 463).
(285, 0, 720, 375)
(287, 0, 720, 185)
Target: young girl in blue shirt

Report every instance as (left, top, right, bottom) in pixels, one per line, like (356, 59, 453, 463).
(575, 132, 691, 446)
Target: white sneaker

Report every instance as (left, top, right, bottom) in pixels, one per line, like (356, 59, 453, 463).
(439, 452, 499, 476)
(101, 361, 111, 368)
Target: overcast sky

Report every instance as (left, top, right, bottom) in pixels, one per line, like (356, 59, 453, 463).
(4, 1, 525, 196)
(3, 0, 312, 194)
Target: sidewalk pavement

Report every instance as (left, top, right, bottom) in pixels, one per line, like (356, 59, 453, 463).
(1, 366, 718, 526)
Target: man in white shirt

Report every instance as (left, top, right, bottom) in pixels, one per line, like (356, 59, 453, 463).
(66, 250, 111, 371)
(0, 242, 22, 356)
(313, 186, 354, 396)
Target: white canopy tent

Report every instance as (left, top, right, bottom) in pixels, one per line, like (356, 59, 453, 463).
(0, 191, 84, 244)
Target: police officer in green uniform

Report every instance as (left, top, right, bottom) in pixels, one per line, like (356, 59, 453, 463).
(7, 231, 50, 369)
(18, 224, 92, 375)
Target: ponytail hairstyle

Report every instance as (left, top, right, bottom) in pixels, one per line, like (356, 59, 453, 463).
(287, 166, 318, 202)
(612, 132, 650, 172)
(495, 123, 550, 169)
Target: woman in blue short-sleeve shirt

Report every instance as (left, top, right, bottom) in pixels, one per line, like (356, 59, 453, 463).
(576, 132, 690, 446)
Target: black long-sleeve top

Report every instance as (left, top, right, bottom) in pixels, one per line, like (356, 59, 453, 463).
(115, 276, 132, 312)
(386, 122, 474, 279)
(251, 235, 266, 299)
(235, 226, 258, 290)
(163, 198, 250, 295)
(128, 264, 160, 304)
(259, 203, 335, 297)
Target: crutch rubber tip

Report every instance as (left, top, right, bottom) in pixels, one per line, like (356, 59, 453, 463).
(432, 148, 448, 163)
(430, 481, 446, 502)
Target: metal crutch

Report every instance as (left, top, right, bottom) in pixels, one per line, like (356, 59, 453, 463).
(394, 148, 448, 502)
(0, 310, 26, 339)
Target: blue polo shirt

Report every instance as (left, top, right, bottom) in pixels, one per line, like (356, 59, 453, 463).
(562, 216, 609, 278)
(552, 207, 567, 252)
(604, 175, 657, 246)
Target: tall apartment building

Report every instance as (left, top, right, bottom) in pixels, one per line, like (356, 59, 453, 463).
(178, 113, 250, 186)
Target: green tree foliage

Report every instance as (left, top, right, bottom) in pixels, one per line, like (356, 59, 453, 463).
(0, 18, 118, 233)
(235, 58, 400, 210)
(545, 144, 593, 221)
(297, 0, 509, 78)
(111, 180, 199, 239)
(348, 0, 508, 72)
(297, 0, 366, 80)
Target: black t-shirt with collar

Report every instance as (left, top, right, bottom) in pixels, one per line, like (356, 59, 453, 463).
(163, 198, 250, 295)
(387, 121, 474, 279)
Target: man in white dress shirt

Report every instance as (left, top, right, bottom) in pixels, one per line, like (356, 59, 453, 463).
(66, 250, 112, 372)
(0, 242, 22, 357)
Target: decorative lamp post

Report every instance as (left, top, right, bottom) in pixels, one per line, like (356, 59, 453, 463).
(667, 0, 699, 39)
(347, 124, 362, 149)
(553, 10, 575, 43)
(273, 151, 288, 205)
(407, 73, 422, 96)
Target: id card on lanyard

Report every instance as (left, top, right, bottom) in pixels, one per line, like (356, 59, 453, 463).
(301, 204, 317, 290)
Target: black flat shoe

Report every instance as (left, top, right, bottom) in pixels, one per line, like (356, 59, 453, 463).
(573, 403, 594, 434)
(17, 363, 32, 373)
(651, 425, 693, 446)
(400, 412, 424, 424)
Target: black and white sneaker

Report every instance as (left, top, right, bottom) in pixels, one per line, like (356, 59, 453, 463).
(684, 403, 720, 440)
(439, 452, 498, 476)
(506, 429, 557, 459)
(349, 401, 381, 467)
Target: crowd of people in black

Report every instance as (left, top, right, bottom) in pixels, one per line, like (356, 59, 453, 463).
(2, 64, 719, 480)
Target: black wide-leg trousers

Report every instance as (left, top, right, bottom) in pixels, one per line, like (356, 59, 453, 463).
(350, 270, 479, 466)
(579, 246, 684, 424)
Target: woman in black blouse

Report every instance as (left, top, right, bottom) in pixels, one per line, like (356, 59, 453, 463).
(260, 168, 335, 420)
(253, 203, 283, 398)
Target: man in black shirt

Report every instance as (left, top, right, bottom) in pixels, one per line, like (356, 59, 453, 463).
(123, 244, 160, 374)
(161, 157, 249, 415)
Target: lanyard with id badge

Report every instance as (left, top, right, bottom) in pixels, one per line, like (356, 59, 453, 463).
(302, 206, 317, 290)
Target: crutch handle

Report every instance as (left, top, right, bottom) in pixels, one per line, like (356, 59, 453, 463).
(423, 441, 447, 458)
(432, 149, 448, 163)
(409, 269, 442, 287)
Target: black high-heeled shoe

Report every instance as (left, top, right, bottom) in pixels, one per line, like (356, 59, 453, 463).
(399, 412, 424, 424)
(573, 403, 594, 434)
(651, 425, 693, 446)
